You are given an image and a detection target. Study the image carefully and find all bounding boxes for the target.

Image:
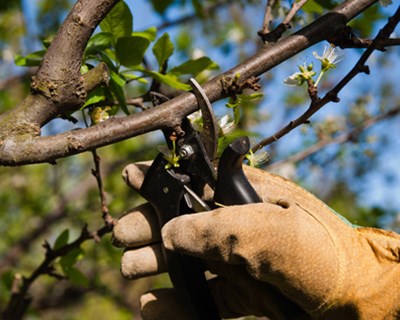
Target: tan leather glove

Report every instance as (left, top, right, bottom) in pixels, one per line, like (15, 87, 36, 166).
(113, 162, 400, 320)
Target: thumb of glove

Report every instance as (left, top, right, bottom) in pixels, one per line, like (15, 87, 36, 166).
(161, 202, 286, 264)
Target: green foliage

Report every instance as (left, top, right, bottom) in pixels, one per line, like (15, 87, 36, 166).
(115, 36, 150, 67)
(14, 50, 46, 67)
(153, 32, 174, 70)
(53, 229, 70, 250)
(2, 0, 399, 318)
(85, 32, 113, 57)
(100, 1, 133, 41)
(170, 57, 219, 76)
(59, 248, 88, 287)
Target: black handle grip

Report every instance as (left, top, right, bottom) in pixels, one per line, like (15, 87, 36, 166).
(214, 136, 262, 205)
(140, 155, 220, 320)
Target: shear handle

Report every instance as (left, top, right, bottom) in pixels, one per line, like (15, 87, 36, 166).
(214, 136, 262, 205)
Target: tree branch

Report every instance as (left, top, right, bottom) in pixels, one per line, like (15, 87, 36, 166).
(252, 3, 400, 152)
(258, 0, 309, 43)
(0, 0, 378, 166)
(1, 224, 113, 320)
(268, 105, 400, 171)
(258, 0, 277, 37)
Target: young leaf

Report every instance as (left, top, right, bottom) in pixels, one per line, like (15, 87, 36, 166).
(100, 1, 133, 41)
(152, 32, 174, 70)
(85, 32, 113, 57)
(116, 36, 150, 67)
(143, 70, 191, 91)
(53, 229, 69, 250)
(170, 57, 219, 76)
(60, 248, 84, 269)
(109, 70, 129, 114)
(81, 88, 106, 109)
(14, 50, 46, 67)
(63, 267, 89, 287)
(132, 27, 158, 42)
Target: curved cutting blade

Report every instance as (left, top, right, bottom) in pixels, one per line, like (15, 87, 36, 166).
(189, 78, 219, 161)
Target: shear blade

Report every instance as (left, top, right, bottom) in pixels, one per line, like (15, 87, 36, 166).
(189, 78, 219, 161)
(183, 185, 211, 212)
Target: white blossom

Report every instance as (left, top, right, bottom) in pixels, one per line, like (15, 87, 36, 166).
(284, 72, 304, 86)
(218, 115, 236, 135)
(313, 45, 343, 71)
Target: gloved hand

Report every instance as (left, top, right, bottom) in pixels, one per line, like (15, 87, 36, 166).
(113, 162, 400, 320)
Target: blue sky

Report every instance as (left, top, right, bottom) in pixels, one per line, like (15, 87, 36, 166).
(9, 0, 400, 222)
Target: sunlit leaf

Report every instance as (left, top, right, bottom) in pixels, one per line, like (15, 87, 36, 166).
(14, 50, 46, 67)
(81, 88, 106, 109)
(100, 1, 133, 41)
(143, 70, 191, 91)
(132, 27, 157, 42)
(85, 32, 113, 57)
(170, 57, 219, 76)
(153, 32, 174, 70)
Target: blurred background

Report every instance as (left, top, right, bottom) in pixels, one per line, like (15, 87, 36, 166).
(0, 0, 399, 318)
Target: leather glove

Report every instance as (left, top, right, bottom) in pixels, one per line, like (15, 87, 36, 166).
(113, 162, 400, 319)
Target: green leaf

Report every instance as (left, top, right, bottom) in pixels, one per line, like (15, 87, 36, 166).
(246, 93, 264, 101)
(170, 57, 219, 76)
(82, 88, 106, 109)
(110, 68, 126, 87)
(109, 70, 129, 114)
(100, 1, 133, 41)
(153, 32, 174, 70)
(53, 229, 69, 250)
(132, 27, 157, 42)
(85, 32, 113, 57)
(143, 70, 191, 91)
(63, 267, 89, 287)
(99, 52, 118, 73)
(60, 248, 84, 269)
(115, 36, 150, 67)
(14, 50, 46, 67)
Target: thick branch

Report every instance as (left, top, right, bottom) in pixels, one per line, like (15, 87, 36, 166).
(0, 0, 378, 166)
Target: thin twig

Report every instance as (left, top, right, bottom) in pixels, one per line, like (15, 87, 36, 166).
(252, 6, 400, 152)
(258, 0, 277, 36)
(268, 105, 400, 170)
(283, 0, 309, 25)
(1, 224, 112, 320)
(91, 150, 115, 229)
(258, 0, 309, 42)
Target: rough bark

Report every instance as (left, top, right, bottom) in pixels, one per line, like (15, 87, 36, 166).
(0, 0, 378, 166)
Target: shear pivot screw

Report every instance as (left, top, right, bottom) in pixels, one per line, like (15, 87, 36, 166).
(179, 145, 194, 159)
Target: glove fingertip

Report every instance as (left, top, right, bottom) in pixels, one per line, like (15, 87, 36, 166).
(161, 215, 196, 252)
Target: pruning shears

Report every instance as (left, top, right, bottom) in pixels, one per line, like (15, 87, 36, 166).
(139, 78, 262, 319)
